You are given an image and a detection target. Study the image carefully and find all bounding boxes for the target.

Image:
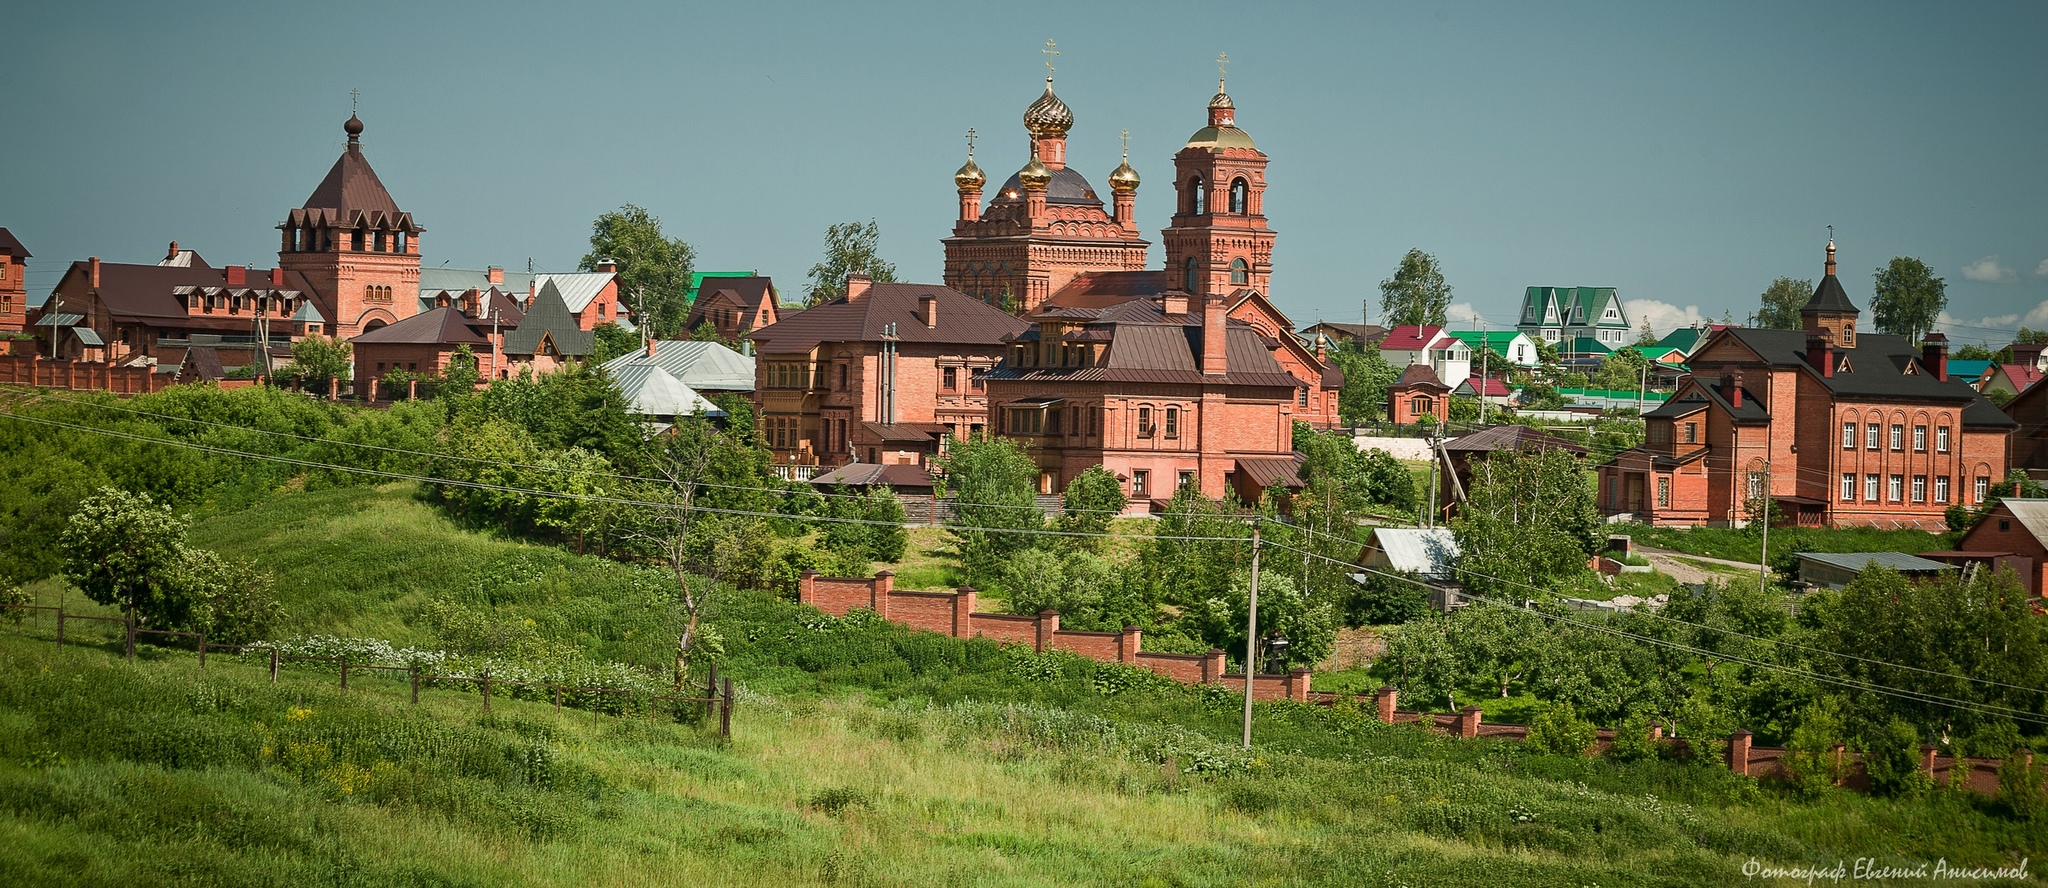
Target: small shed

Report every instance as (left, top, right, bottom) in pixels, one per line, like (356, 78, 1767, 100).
(1795, 551, 1955, 589)
(1388, 364, 1450, 426)
(1356, 527, 1462, 612)
(809, 462, 937, 496)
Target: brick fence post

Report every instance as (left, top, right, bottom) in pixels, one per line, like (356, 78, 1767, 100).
(1833, 743, 1846, 784)
(1202, 649, 1225, 684)
(1287, 668, 1311, 703)
(1375, 686, 1399, 724)
(328, 377, 339, 402)
(1459, 705, 1483, 739)
(1921, 744, 1940, 781)
(798, 569, 818, 606)
(1728, 730, 1753, 776)
(1650, 724, 1664, 742)
(1036, 611, 1060, 652)
(953, 587, 977, 638)
(1119, 626, 1141, 664)
(871, 571, 893, 620)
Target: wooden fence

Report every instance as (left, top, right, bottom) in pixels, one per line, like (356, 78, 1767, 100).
(1, 603, 734, 737)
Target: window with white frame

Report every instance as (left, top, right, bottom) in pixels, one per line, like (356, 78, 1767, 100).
(1842, 422, 1855, 448)
(1976, 476, 1989, 504)
(1657, 477, 1670, 508)
(1912, 475, 1927, 502)
(1935, 476, 1950, 503)
(1866, 423, 1880, 449)
(1890, 424, 1904, 450)
(1841, 473, 1855, 501)
(1889, 474, 1904, 502)
(1937, 425, 1950, 453)
(1913, 425, 1927, 452)
(1865, 474, 1880, 501)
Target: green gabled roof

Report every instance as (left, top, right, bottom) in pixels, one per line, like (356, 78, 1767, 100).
(684, 271, 759, 306)
(1520, 286, 1627, 328)
(1562, 336, 1612, 355)
(1444, 330, 1526, 352)
(1656, 327, 1705, 354)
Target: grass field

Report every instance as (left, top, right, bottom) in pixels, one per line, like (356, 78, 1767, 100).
(1, 484, 2041, 886)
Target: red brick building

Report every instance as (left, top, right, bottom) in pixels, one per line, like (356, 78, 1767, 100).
(941, 72, 1150, 313)
(748, 276, 1028, 471)
(682, 275, 782, 342)
(0, 229, 29, 335)
(1601, 241, 2015, 529)
(275, 115, 424, 339)
(1388, 364, 1449, 426)
(31, 245, 322, 370)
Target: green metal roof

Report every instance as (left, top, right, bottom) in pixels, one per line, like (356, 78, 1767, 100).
(1521, 286, 1627, 328)
(1444, 330, 1527, 351)
(1562, 336, 1612, 354)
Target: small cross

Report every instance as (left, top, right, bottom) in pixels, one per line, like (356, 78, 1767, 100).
(1120, 128, 1130, 158)
(1043, 39, 1058, 75)
(350, 88, 359, 114)
(1217, 51, 1229, 87)
(965, 127, 977, 157)
(1827, 223, 1834, 241)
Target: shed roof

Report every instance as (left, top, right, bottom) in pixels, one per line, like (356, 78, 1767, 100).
(1795, 551, 1954, 573)
(810, 462, 936, 490)
(1364, 527, 1460, 580)
(608, 364, 725, 419)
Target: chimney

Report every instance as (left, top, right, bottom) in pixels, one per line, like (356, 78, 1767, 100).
(646, 337, 657, 358)
(487, 266, 504, 285)
(1202, 292, 1228, 376)
(1162, 292, 1189, 316)
(89, 256, 100, 288)
(845, 273, 873, 302)
(165, 241, 179, 262)
(2014, 341, 2047, 370)
(224, 265, 246, 286)
(270, 267, 284, 287)
(1720, 363, 1743, 408)
(1806, 331, 1834, 378)
(919, 294, 937, 329)
(1922, 332, 1948, 382)
(596, 258, 617, 274)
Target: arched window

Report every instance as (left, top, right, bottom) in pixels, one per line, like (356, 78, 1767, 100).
(1188, 176, 1205, 214)
(1183, 258, 1200, 294)
(1229, 178, 1248, 214)
(1229, 258, 1249, 285)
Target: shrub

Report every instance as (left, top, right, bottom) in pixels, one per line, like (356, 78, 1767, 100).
(1603, 712, 1657, 763)
(1860, 717, 1932, 797)
(1781, 698, 1849, 798)
(1525, 701, 1597, 757)
(1998, 750, 2045, 820)
(0, 580, 29, 625)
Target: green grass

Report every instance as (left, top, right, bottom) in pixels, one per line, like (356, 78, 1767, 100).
(2, 483, 2042, 886)
(1618, 522, 1953, 572)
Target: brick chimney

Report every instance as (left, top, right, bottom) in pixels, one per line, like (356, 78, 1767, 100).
(1202, 291, 1229, 377)
(1921, 332, 1949, 382)
(224, 265, 246, 287)
(1720, 364, 1743, 408)
(165, 241, 179, 262)
(645, 337, 657, 358)
(270, 267, 285, 287)
(1806, 331, 1834, 378)
(487, 265, 504, 285)
(89, 257, 100, 288)
(595, 259, 617, 274)
(1162, 292, 1189, 316)
(919, 294, 937, 329)
(845, 273, 872, 302)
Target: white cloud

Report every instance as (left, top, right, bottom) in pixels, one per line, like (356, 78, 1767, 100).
(2036, 258, 2048, 277)
(1623, 299, 1711, 337)
(1936, 302, 2048, 337)
(1961, 255, 2018, 284)
(1444, 302, 1486, 326)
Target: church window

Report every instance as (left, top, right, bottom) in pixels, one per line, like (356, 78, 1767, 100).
(1229, 178, 1248, 214)
(1138, 406, 1154, 437)
(1183, 258, 1200, 294)
(1229, 258, 1249, 285)
(351, 229, 364, 251)
(1164, 407, 1180, 439)
(374, 231, 386, 252)
(1188, 176, 1205, 214)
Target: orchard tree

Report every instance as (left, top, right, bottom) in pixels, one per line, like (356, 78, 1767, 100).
(283, 334, 352, 386)
(583, 204, 695, 338)
(1871, 257, 1946, 344)
(1057, 465, 1128, 550)
(59, 488, 193, 627)
(1328, 345, 1399, 424)
(805, 219, 898, 307)
(1756, 277, 1814, 330)
(1378, 248, 1452, 328)
(1451, 447, 1599, 600)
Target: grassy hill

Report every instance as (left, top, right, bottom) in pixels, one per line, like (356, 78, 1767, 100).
(1, 484, 2040, 886)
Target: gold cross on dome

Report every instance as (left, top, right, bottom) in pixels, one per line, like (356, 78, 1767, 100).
(1120, 129, 1130, 158)
(1217, 52, 1228, 88)
(1043, 39, 1059, 74)
(965, 127, 977, 158)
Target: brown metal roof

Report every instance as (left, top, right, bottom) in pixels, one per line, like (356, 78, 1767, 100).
(0, 228, 29, 258)
(1235, 455, 1306, 490)
(749, 282, 1027, 354)
(1443, 424, 1587, 455)
(1391, 363, 1448, 391)
(297, 134, 413, 229)
(1043, 270, 1169, 309)
(350, 307, 490, 346)
(57, 260, 318, 324)
(810, 462, 936, 489)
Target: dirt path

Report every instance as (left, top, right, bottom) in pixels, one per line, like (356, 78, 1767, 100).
(1636, 545, 1769, 586)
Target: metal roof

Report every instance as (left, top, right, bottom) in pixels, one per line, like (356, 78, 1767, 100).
(1794, 551, 1955, 573)
(1997, 499, 2048, 547)
(418, 267, 537, 298)
(1363, 528, 1460, 581)
(599, 339, 754, 392)
(608, 364, 725, 419)
(532, 271, 615, 313)
(71, 327, 104, 346)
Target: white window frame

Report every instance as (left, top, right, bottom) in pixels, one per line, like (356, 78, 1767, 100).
(1841, 473, 1855, 501)
(1842, 422, 1855, 449)
(1935, 476, 1950, 504)
(1913, 425, 1927, 452)
(1889, 474, 1904, 502)
(1912, 475, 1927, 503)
(1937, 425, 1950, 453)
(1866, 423, 1880, 449)
(1976, 476, 1989, 504)
(1865, 474, 1881, 501)
(1890, 424, 1904, 451)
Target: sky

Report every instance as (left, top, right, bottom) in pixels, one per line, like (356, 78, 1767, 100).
(3, 0, 2044, 344)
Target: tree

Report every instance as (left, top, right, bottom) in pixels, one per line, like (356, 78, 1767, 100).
(1871, 257, 1946, 344)
(820, 485, 908, 564)
(1755, 277, 1814, 330)
(583, 204, 695, 339)
(1633, 317, 1660, 347)
(591, 322, 639, 364)
(59, 488, 193, 627)
(177, 549, 284, 646)
(805, 219, 898, 307)
(282, 334, 352, 386)
(1378, 248, 1452, 328)
(1451, 448, 1599, 600)
(1588, 346, 1651, 393)
(1327, 345, 1399, 424)
(935, 435, 1043, 584)
(1056, 465, 1128, 551)
(440, 344, 480, 394)
(1953, 343, 1997, 362)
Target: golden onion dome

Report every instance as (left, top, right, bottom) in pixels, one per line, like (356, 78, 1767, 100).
(954, 156, 986, 191)
(1208, 89, 1234, 111)
(1023, 78, 1074, 137)
(1108, 158, 1140, 193)
(1017, 147, 1053, 189)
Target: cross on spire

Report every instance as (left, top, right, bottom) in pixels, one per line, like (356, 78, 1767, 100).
(350, 88, 359, 114)
(1120, 128, 1130, 159)
(965, 127, 977, 158)
(1217, 52, 1228, 90)
(1042, 39, 1058, 76)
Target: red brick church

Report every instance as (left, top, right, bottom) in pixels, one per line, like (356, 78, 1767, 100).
(1601, 240, 2014, 529)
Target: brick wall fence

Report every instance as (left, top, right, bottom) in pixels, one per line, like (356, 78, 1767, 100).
(804, 570, 2023, 797)
(0, 355, 172, 394)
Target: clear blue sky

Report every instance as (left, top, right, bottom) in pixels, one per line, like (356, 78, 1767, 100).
(4, 1, 2043, 343)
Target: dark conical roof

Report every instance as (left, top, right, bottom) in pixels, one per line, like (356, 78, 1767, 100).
(1801, 274, 1859, 316)
(304, 141, 402, 217)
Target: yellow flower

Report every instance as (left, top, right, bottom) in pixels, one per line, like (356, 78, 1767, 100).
(287, 707, 313, 721)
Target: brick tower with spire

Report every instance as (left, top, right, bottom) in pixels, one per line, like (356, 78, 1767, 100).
(276, 113, 424, 339)
(1162, 60, 1275, 300)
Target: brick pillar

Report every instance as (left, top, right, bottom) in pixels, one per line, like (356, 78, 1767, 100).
(871, 571, 893, 619)
(329, 377, 339, 401)
(1287, 668, 1311, 703)
(953, 587, 977, 638)
(1035, 611, 1060, 652)
(407, 378, 418, 400)
(1458, 706, 1483, 739)
(798, 569, 818, 606)
(1202, 649, 1225, 684)
(1119, 626, 1141, 664)
(1834, 742, 1847, 782)
(1728, 730, 1754, 776)
(1375, 686, 1398, 724)
(1650, 724, 1664, 741)
(1921, 744, 1940, 780)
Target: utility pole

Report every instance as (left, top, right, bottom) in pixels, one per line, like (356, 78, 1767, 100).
(1758, 424, 1772, 596)
(1478, 317, 1490, 426)
(1425, 433, 1440, 526)
(1241, 528, 1262, 750)
(46, 295, 64, 360)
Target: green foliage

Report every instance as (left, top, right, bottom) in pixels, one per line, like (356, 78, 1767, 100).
(441, 344, 480, 395)
(459, 362, 645, 469)
(280, 334, 352, 385)
(1999, 750, 2046, 819)
(1870, 256, 1947, 344)
(178, 549, 285, 646)
(804, 219, 897, 307)
(1452, 448, 1598, 600)
(1604, 712, 1658, 763)
(1953, 343, 1998, 362)
(1518, 379, 1567, 410)
(819, 485, 908, 564)
(0, 578, 29, 624)
(1134, 485, 1255, 621)
(582, 203, 695, 338)
(1756, 277, 1813, 330)
(935, 435, 1043, 585)
(1587, 346, 1651, 394)
(1378, 248, 1452, 328)
(60, 487, 193, 627)
(1783, 697, 1849, 798)
(1056, 465, 1127, 549)
(997, 549, 1144, 631)
(589, 322, 638, 365)
(1860, 717, 1932, 797)
(1526, 701, 1597, 757)
(1327, 344, 1399, 424)
(1180, 570, 1336, 671)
